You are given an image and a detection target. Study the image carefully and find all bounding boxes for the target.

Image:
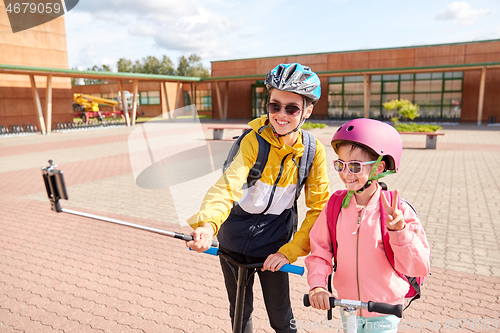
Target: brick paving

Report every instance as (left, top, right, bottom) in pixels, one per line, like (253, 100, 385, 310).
(1, 121, 499, 332)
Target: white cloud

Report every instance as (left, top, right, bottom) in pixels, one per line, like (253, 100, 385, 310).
(436, 1, 490, 26)
(70, 0, 241, 60)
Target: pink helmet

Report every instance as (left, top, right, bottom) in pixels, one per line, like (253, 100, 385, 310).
(331, 118, 403, 173)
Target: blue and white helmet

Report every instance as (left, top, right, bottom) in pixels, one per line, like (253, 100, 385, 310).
(265, 63, 321, 104)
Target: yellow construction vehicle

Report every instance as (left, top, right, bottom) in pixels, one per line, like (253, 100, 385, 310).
(73, 93, 124, 124)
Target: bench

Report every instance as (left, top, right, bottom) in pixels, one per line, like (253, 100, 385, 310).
(399, 132, 444, 149)
(208, 126, 250, 140)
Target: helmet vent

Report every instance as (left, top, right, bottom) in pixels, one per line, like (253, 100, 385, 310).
(347, 126, 354, 131)
(336, 127, 342, 132)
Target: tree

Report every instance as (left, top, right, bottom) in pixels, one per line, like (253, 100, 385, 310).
(160, 55, 176, 75)
(176, 54, 210, 78)
(84, 64, 112, 85)
(78, 53, 210, 86)
(117, 58, 133, 72)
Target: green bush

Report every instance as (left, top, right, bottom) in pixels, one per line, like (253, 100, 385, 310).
(302, 122, 326, 130)
(383, 99, 420, 124)
(395, 123, 442, 133)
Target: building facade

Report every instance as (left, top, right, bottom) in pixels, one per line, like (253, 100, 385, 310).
(210, 40, 500, 124)
(0, 1, 73, 129)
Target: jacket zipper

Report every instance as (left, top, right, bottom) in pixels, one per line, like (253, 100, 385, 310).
(261, 153, 292, 214)
(356, 209, 363, 317)
(243, 152, 292, 253)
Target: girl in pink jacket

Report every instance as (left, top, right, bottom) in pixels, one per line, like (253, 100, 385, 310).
(305, 119, 431, 332)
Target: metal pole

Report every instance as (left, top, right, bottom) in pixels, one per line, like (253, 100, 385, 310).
(61, 208, 218, 246)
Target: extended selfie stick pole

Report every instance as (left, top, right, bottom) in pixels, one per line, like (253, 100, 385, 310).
(42, 160, 218, 247)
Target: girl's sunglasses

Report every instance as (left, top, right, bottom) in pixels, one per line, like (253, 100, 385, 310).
(266, 102, 302, 117)
(333, 159, 377, 174)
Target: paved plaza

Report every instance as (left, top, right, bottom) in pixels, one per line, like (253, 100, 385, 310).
(1, 120, 499, 332)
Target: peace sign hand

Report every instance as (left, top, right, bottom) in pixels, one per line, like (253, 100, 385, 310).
(381, 189, 406, 231)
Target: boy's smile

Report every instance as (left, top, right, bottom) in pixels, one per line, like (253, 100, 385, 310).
(267, 89, 313, 146)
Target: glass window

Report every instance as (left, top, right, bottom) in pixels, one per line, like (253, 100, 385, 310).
(415, 80, 431, 92)
(344, 75, 364, 82)
(382, 93, 399, 103)
(431, 72, 443, 79)
(327, 72, 462, 121)
(444, 80, 462, 91)
(371, 81, 381, 94)
(343, 107, 364, 119)
(382, 74, 399, 81)
(251, 85, 268, 118)
(148, 91, 160, 105)
(383, 82, 398, 93)
(344, 82, 364, 93)
(203, 96, 212, 108)
(414, 93, 441, 106)
(329, 83, 343, 94)
(328, 94, 343, 108)
(399, 93, 415, 101)
(184, 91, 192, 106)
(370, 94, 381, 106)
(344, 94, 364, 107)
(328, 107, 343, 119)
(400, 81, 414, 93)
(443, 92, 462, 105)
(430, 80, 443, 92)
(415, 73, 431, 80)
(328, 76, 343, 83)
(419, 106, 441, 118)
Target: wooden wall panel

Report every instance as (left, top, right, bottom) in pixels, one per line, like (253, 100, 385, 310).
(0, 0, 72, 128)
(211, 68, 258, 77)
(465, 41, 500, 55)
(461, 71, 480, 122)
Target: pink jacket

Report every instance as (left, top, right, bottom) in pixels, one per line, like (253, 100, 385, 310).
(305, 186, 431, 317)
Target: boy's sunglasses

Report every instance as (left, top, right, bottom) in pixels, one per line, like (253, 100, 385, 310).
(266, 102, 302, 117)
(333, 159, 377, 174)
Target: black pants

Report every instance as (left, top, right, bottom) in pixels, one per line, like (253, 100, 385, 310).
(219, 248, 297, 333)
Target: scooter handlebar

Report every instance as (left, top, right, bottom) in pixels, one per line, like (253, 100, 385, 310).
(194, 247, 304, 276)
(367, 301, 402, 318)
(303, 295, 403, 318)
(303, 294, 335, 308)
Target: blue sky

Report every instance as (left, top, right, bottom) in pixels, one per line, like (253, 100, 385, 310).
(64, 0, 500, 71)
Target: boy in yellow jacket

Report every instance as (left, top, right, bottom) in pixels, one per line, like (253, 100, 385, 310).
(187, 63, 330, 333)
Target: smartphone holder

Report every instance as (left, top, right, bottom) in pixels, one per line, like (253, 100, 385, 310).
(42, 160, 68, 212)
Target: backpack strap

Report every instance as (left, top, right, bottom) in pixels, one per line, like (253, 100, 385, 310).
(295, 130, 316, 200)
(247, 131, 270, 187)
(223, 129, 270, 188)
(379, 191, 422, 310)
(325, 190, 347, 320)
(326, 190, 348, 271)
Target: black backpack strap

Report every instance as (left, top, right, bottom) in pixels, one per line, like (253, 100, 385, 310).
(223, 129, 252, 173)
(247, 131, 270, 187)
(295, 130, 316, 200)
(223, 128, 270, 188)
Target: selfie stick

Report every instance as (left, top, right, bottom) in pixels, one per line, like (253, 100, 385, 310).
(42, 160, 219, 247)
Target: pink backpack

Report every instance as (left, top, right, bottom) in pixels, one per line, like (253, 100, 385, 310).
(326, 189, 426, 309)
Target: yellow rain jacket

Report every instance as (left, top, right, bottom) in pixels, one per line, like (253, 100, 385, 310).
(187, 116, 329, 263)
